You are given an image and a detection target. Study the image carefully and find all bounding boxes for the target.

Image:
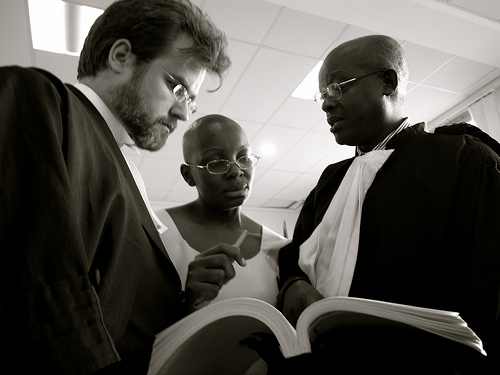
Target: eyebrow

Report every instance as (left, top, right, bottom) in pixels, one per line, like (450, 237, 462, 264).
(201, 145, 250, 157)
(324, 70, 346, 84)
(160, 68, 195, 98)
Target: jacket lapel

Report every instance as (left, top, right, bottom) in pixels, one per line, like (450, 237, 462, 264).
(67, 85, 173, 263)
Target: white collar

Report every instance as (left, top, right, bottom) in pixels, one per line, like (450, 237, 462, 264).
(357, 118, 412, 156)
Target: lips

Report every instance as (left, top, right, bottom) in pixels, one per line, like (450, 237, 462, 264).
(225, 183, 249, 198)
(327, 116, 344, 132)
(160, 120, 177, 135)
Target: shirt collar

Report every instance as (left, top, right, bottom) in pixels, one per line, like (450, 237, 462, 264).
(73, 82, 139, 153)
(356, 118, 412, 156)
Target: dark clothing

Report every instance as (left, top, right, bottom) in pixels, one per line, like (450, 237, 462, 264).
(0, 67, 183, 374)
(278, 123, 500, 373)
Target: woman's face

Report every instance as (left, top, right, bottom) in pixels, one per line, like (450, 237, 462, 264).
(186, 121, 255, 210)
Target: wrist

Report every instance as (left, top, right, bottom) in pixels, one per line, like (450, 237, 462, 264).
(276, 275, 309, 311)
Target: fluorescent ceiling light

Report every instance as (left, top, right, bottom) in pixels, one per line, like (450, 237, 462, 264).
(28, 0, 103, 56)
(291, 60, 323, 100)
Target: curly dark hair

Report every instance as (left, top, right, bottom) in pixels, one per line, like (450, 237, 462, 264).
(77, 0, 230, 88)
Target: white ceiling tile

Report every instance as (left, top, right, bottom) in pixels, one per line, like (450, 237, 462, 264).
(34, 50, 79, 83)
(196, 39, 258, 114)
(147, 190, 168, 202)
(263, 7, 346, 58)
(462, 67, 500, 95)
(448, 0, 500, 21)
(220, 47, 319, 122)
(243, 196, 270, 207)
(405, 85, 461, 123)
(268, 97, 325, 130)
(261, 199, 296, 209)
(272, 172, 319, 201)
(249, 124, 307, 169)
(422, 56, 496, 92)
(251, 170, 301, 198)
(312, 116, 330, 132)
(237, 119, 266, 142)
(272, 130, 339, 172)
(320, 24, 379, 60)
(164, 190, 198, 204)
(203, 0, 282, 44)
(139, 158, 180, 191)
(425, 93, 469, 128)
(307, 144, 355, 174)
(169, 175, 191, 192)
(402, 41, 453, 83)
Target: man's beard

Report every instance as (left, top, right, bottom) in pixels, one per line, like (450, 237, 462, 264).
(109, 69, 175, 152)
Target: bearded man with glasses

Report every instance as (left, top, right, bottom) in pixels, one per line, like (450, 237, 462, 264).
(273, 35, 500, 374)
(0, 1, 230, 373)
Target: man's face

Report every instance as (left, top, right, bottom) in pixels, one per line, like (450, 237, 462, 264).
(318, 52, 388, 151)
(110, 35, 206, 151)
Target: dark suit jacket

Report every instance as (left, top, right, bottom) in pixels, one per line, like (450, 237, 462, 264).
(0, 66, 183, 374)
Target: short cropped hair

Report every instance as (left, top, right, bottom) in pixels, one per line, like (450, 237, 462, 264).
(77, 0, 230, 87)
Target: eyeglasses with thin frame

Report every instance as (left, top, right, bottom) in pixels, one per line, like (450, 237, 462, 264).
(146, 58, 197, 114)
(184, 154, 260, 174)
(314, 69, 387, 108)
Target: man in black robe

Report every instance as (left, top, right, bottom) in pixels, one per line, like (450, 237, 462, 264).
(277, 35, 500, 374)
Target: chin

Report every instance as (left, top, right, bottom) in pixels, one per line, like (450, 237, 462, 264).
(134, 130, 169, 152)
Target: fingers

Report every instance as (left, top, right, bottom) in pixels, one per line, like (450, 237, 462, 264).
(185, 243, 247, 311)
(189, 258, 231, 285)
(199, 243, 247, 267)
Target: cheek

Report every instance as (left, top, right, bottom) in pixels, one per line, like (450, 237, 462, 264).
(196, 176, 221, 196)
(140, 80, 174, 114)
(245, 170, 255, 186)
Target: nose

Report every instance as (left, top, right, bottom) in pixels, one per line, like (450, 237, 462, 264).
(321, 95, 337, 113)
(226, 161, 244, 177)
(170, 100, 189, 122)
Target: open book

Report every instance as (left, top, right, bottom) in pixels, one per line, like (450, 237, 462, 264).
(147, 296, 485, 375)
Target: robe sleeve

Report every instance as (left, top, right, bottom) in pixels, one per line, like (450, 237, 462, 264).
(449, 133, 500, 360)
(0, 67, 119, 373)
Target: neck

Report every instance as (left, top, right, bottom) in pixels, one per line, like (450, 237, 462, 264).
(358, 117, 409, 154)
(190, 200, 243, 228)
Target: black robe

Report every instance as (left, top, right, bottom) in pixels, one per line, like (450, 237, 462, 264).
(278, 123, 500, 373)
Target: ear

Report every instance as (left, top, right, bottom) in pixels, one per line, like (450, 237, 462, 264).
(382, 69, 398, 96)
(180, 164, 196, 186)
(108, 38, 135, 74)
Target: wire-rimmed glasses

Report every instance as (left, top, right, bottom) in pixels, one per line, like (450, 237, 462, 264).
(314, 69, 387, 108)
(185, 154, 260, 174)
(146, 58, 197, 114)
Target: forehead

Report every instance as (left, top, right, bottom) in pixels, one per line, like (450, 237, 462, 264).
(193, 121, 248, 152)
(156, 34, 207, 92)
(319, 46, 364, 84)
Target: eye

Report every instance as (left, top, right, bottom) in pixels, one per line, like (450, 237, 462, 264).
(238, 155, 251, 166)
(172, 84, 188, 101)
(207, 159, 229, 172)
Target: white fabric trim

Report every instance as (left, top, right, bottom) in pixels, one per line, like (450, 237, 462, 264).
(299, 149, 394, 297)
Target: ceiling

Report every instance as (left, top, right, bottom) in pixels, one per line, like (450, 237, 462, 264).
(2, 0, 500, 211)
